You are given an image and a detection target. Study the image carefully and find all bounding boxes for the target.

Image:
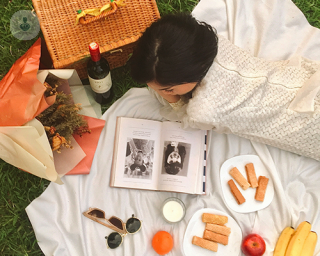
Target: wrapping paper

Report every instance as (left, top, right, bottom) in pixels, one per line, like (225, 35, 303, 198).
(36, 69, 102, 119)
(0, 51, 104, 181)
(0, 38, 55, 126)
(26, 0, 320, 255)
(37, 69, 105, 177)
(0, 118, 62, 184)
(52, 115, 106, 177)
(0, 39, 59, 182)
(66, 116, 106, 175)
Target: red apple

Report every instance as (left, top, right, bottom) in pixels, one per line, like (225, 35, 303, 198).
(241, 234, 266, 256)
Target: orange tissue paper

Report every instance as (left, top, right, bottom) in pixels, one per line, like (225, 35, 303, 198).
(0, 38, 55, 126)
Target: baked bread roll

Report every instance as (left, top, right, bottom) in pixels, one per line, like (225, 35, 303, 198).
(227, 179, 246, 205)
(205, 223, 231, 236)
(203, 229, 229, 245)
(202, 213, 228, 225)
(255, 176, 269, 202)
(245, 163, 258, 188)
(192, 236, 218, 252)
(229, 167, 250, 190)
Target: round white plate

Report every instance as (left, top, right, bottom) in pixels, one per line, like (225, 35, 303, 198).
(220, 155, 274, 213)
(182, 208, 242, 256)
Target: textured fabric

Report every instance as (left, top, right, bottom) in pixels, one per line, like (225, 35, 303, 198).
(186, 36, 320, 161)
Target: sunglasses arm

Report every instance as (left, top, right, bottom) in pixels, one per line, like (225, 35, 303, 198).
(83, 212, 126, 235)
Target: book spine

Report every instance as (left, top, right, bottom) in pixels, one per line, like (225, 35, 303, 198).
(202, 133, 208, 194)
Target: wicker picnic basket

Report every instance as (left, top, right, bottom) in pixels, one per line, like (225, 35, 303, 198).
(32, 0, 160, 79)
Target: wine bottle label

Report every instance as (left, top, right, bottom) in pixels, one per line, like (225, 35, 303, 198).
(88, 73, 112, 93)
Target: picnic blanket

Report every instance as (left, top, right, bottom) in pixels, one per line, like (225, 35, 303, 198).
(26, 0, 320, 255)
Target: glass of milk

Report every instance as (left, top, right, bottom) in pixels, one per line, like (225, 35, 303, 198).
(162, 197, 186, 223)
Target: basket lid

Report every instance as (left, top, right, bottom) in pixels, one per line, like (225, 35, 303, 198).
(32, 0, 160, 69)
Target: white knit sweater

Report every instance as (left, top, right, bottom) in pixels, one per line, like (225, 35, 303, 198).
(155, 36, 320, 161)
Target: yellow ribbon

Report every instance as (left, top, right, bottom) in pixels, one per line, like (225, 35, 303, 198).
(75, 0, 126, 25)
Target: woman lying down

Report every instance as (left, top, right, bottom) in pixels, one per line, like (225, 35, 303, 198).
(129, 13, 320, 161)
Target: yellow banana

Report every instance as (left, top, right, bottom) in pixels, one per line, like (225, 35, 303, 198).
(273, 226, 295, 256)
(301, 231, 317, 256)
(285, 221, 312, 256)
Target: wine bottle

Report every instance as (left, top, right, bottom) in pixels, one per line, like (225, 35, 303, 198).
(87, 42, 112, 104)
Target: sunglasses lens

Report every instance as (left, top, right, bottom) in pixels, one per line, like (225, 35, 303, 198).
(88, 209, 104, 218)
(109, 217, 124, 231)
(106, 232, 122, 249)
(126, 218, 141, 233)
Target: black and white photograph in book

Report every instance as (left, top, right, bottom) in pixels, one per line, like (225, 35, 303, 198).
(124, 138, 154, 179)
(162, 141, 191, 176)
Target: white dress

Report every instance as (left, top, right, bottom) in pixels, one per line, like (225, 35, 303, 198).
(151, 36, 320, 161)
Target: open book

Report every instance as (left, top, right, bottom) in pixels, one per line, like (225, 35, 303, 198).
(110, 117, 207, 195)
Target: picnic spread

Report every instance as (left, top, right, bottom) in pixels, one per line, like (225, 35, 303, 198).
(1, 0, 320, 255)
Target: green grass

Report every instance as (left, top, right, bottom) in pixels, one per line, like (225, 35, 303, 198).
(0, 0, 319, 255)
(0, 0, 37, 81)
(294, 0, 320, 28)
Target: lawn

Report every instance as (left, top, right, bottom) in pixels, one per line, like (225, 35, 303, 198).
(0, 0, 319, 255)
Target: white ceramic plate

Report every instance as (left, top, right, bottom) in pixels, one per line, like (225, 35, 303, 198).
(220, 155, 274, 213)
(183, 208, 242, 256)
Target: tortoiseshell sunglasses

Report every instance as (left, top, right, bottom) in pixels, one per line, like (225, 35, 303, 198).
(83, 208, 142, 249)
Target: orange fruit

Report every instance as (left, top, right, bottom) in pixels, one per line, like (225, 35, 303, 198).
(152, 231, 174, 255)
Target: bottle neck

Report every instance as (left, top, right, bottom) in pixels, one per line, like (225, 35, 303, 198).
(90, 52, 101, 62)
(89, 42, 101, 62)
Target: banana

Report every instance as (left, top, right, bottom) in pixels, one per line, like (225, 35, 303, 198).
(285, 221, 312, 256)
(301, 231, 317, 256)
(273, 226, 295, 256)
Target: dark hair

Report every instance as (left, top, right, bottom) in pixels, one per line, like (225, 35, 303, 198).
(130, 13, 218, 86)
(164, 144, 186, 175)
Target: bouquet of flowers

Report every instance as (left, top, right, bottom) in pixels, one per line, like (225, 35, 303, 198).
(0, 38, 105, 184)
(36, 73, 90, 153)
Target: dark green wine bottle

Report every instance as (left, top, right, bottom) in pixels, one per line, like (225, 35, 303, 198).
(87, 42, 112, 104)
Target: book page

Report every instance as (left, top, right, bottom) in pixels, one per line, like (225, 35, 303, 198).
(111, 117, 162, 190)
(157, 122, 205, 194)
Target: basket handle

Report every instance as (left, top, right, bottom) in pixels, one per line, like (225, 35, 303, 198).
(79, 2, 118, 25)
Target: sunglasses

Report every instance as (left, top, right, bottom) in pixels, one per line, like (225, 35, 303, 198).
(83, 208, 142, 249)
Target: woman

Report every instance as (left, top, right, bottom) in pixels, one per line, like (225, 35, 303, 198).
(164, 141, 186, 175)
(130, 13, 320, 161)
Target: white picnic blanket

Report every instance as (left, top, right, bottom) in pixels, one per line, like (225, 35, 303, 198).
(26, 0, 320, 255)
